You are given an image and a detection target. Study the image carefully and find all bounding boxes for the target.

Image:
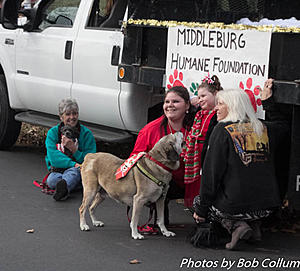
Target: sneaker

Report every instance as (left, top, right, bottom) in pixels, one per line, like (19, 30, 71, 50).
(53, 179, 68, 201)
(138, 225, 159, 235)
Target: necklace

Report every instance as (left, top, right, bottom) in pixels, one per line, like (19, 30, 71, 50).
(168, 122, 187, 138)
(199, 111, 214, 137)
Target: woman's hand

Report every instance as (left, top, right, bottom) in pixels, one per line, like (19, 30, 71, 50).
(190, 96, 199, 107)
(260, 78, 274, 100)
(193, 212, 206, 223)
(61, 135, 78, 154)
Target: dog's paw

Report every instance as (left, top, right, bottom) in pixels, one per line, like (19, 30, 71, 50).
(132, 233, 145, 240)
(93, 220, 104, 227)
(162, 230, 176, 237)
(80, 224, 90, 231)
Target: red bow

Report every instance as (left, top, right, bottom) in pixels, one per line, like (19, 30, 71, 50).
(202, 73, 214, 84)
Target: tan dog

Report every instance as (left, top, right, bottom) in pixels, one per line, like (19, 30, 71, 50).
(79, 132, 183, 239)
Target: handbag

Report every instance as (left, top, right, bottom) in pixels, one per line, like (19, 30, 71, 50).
(188, 221, 230, 248)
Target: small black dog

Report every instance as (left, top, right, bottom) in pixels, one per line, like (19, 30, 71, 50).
(61, 125, 79, 142)
(51, 125, 80, 173)
(60, 125, 80, 158)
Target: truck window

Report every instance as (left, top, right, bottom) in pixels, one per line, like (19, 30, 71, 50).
(38, 0, 81, 31)
(87, 0, 127, 29)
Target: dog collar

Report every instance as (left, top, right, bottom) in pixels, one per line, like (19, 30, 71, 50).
(136, 163, 166, 188)
(145, 153, 173, 173)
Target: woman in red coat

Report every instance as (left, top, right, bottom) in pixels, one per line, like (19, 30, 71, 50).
(130, 86, 196, 224)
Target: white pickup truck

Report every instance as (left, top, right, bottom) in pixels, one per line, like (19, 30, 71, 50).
(0, 0, 299, 149)
(0, 0, 167, 149)
(1, 0, 300, 210)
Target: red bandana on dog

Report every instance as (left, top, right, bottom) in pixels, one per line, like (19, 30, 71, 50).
(115, 152, 145, 180)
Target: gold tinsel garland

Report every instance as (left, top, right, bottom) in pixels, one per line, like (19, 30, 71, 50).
(123, 19, 300, 33)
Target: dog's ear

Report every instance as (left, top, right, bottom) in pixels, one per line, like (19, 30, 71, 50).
(166, 142, 180, 162)
(61, 125, 71, 133)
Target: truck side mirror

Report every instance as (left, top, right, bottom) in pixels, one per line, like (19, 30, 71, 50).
(0, 0, 35, 31)
(1, 0, 53, 32)
(1, 0, 19, 30)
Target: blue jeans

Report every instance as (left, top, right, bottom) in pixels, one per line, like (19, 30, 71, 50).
(47, 167, 81, 192)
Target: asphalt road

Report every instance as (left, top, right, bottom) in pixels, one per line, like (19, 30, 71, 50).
(0, 144, 300, 271)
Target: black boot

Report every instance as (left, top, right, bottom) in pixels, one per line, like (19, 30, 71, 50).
(53, 179, 68, 201)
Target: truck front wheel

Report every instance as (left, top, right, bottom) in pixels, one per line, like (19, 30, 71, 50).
(0, 75, 21, 150)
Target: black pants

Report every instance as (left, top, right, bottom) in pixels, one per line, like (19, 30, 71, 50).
(157, 180, 185, 225)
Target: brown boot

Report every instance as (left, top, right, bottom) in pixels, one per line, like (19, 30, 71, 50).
(225, 221, 253, 250)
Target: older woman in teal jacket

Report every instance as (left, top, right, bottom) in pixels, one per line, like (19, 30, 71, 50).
(45, 98, 96, 201)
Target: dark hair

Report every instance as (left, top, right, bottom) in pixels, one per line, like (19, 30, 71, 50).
(160, 86, 196, 134)
(198, 75, 223, 94)
(166, 86, 190, 104)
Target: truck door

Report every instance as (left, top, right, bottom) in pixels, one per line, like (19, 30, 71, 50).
(71, 0, 127, 129)
(14, 0, 82, 116)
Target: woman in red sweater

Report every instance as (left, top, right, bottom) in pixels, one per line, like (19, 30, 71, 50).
(130, 86, 196, 224)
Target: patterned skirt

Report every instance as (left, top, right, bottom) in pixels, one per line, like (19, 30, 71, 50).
(209, 206, 273, 222)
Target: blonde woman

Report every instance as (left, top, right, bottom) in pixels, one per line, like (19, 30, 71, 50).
(193, 80, 289, 250)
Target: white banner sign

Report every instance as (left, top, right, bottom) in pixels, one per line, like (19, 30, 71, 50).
(166, 26, 272, 116)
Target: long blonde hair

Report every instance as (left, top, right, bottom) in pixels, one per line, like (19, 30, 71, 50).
(216, 90, 264, 136)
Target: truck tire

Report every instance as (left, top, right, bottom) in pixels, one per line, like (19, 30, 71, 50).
(0, 75, 21, 150)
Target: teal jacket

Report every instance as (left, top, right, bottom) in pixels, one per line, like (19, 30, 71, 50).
(45, 123, 96, 171)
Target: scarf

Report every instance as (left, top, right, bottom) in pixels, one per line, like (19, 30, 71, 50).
(183, 110, 216, 184)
